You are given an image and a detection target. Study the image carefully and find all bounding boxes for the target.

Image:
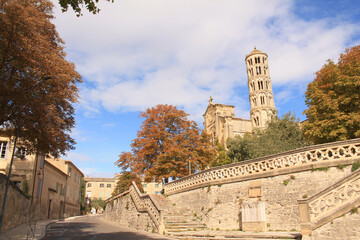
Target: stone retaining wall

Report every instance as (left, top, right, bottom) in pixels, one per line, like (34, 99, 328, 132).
(168, 166, 354, 231)
(0, 173, 30, 233)
(104, 192, 157, 232)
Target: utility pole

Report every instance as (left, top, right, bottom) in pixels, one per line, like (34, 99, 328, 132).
(0, 128, 19, 232)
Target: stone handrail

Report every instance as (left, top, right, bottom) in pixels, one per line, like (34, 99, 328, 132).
(165, 138, 360, 195)
(107, 182, 164, 233)
(298, 169, 360, 235)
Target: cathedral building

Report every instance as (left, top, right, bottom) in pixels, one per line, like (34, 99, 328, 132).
(203, 48, 276, 146)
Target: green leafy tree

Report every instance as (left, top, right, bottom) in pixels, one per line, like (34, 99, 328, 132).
(303, 45, 360, 144)
(80, 178, 86, 211)
(209, 139, 231, 167)
(115, 104, 216, 183)
(90, 198, 106, 211)
(112, 171, 143, 196)
(227, 112, 308, 162)
(0, 0, 82, 157)
(227, 133, 256, 162)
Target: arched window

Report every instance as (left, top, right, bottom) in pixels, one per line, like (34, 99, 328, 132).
(258, 81, 261, 89)
(263, 57, 265, 63)
(261, 81, 264, 89)
(259, 67, 262, 74)
(256, 67, 259, 75)
(255, 57, 257, 64)
(264, 67, 267, 75)
(250, 58, 253, 65)
(257, 57, 260, 63)
(266, 81, 268, 89)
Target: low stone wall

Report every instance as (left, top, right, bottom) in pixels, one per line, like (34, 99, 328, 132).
(104, 192, 157, 232)
(0, 173, 30, 233)
(312, 210, 360, 240)
(168, 166, 354, 231)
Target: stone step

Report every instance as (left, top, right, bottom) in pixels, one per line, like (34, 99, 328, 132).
(165, 220, 202, 225)
(167, 231, 301, 240)
(164, 216, 198, 221)
(165, 224, 207, 229)
(173, 237, 297, 240)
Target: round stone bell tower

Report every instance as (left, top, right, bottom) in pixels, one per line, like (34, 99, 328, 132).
(245, 48, 276, 130)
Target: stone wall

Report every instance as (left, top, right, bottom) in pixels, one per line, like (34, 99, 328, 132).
(0, 173, 30, 233)
(311, 210, 360, 240)
(168, 166, 354, 231)
(104, 192, 157, 232)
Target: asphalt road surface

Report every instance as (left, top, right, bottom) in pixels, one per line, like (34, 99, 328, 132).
(42, 215, 175, 240)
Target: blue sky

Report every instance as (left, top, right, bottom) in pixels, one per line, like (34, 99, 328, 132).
(50, 0, 360, 177)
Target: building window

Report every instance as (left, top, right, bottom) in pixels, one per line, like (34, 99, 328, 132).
(107, 184, 111, 188)
(100, 191, 104, 199)
(87, 183, 91, 187)
(155, 183, 159, 188)
(143, 184, 147, 188)
(100, 183, 104, 188)
(0, 142, 7, 158)
(68, 167, 72, 176)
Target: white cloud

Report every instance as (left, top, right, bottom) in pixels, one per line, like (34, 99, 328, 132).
(80, 167, 116, 178)
(64, 151, 92, 162)
(52, 0, 359, 121)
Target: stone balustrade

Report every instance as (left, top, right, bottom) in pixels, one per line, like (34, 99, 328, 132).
(298, 169, 360, 236)
(108, 181, 164, 232)
(165, 138, 360, 195)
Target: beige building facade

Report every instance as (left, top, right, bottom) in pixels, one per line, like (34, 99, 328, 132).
(84, 177, 117, 200)
(203, 48, 276, 146)
(142, 181, 163, 195)
(0, 133, 84, 220)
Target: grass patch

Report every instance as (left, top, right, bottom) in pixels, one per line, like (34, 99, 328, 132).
(350, 207, 359, 214)
(351, 161, 360, 172)
(336, 164, 347, 170)
(312, 167, 330, 172)
(290, 175, 296, 180)
(283, 180, 290, 186)
(302, 194, 308, 199)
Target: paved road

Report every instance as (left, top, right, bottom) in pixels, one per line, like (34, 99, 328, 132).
(42, 215, 175, 240)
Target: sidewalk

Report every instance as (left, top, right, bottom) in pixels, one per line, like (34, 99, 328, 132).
(0, 219, 56, 240)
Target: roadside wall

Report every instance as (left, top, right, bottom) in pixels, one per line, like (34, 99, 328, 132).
(168, 166, 353, 231)
(0, 173, 30, 233)
(104, 193, 157, 232)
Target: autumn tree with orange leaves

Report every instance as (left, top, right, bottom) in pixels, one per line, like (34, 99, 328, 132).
(0, 0, 82, 157)
(303, 45, 360, 144)
(116, 105, 216, 183)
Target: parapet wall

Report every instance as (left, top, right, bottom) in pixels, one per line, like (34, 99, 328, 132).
(165, 138, 360, 232)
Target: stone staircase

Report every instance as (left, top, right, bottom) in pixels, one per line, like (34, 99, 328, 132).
(151, 195, 301, 240)
(151, 194, 207, 234)
(164, 207, 207, 234)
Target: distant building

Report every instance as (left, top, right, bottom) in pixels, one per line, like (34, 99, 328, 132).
(203, 48, 276, 146)
(84, 177, 117, 200)
(0, 133, 84, 219)
(142, 181, 163, 195)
